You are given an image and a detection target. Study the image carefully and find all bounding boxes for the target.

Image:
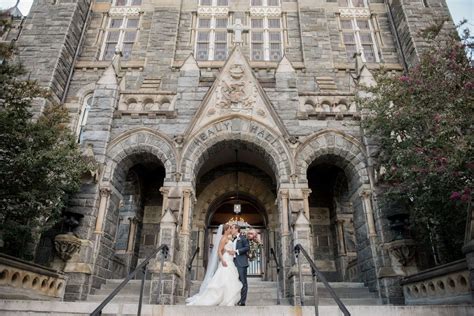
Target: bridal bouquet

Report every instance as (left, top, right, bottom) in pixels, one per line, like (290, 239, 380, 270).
(244, 229, 262, 261)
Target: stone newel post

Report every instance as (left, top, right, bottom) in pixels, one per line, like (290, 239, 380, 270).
(149, 209, 182, 304)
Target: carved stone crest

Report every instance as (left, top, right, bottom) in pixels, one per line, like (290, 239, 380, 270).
(54, 234, 81, 261)
(216, 64, 255, 111)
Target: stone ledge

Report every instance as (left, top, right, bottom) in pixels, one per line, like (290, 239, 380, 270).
(4, 300, 474, 315)
(400, 259, 467, 285)
(75, 60, 145, 70)
(114, 110, 177, 119)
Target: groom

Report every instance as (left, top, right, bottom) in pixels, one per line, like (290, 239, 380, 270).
(229, 224, 250, 306)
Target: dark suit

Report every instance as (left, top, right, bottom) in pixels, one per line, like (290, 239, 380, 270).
(233, 234, 250, 305)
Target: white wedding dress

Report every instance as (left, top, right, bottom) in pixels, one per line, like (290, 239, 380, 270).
(186, 240, 242, 306)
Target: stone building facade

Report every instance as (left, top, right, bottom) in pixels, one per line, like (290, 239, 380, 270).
(7, 0, 455, 306)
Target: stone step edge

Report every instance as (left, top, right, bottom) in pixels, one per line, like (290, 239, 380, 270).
(1, 300, 474, 316)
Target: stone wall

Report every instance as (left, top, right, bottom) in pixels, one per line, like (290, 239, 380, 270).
(18, 0, 91, 104)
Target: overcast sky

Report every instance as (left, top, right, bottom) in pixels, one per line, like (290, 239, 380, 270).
(1, 0, 473, 33)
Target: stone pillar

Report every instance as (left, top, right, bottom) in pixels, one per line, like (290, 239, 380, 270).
(278, 189, 291, 297)
(181, 189, 192, 234)
(288, 210, 313, 305)
(360, 190, 377, 238)
(196, 227, 206, 280)
(302, 189, 312, 221)
(126, 217, 138, 253)
(178, 188, 194, 297)
(94, 187, 111, 234)
(336, 219, 346, 256)
(149, 209, 181, 305)
(160, 187, 170, 218)
(280, 189, 290, 235)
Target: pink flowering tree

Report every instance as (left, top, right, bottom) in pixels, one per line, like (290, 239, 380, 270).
(359, 22, 473, 266)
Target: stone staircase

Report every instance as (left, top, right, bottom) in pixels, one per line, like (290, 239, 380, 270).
(184, 278, 380, 306)
(2, 278, 474, 315)
(86, 277, 380, 306)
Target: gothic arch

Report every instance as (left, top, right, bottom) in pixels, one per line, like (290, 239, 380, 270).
(180, 117, 293, 187)
(103, 128, 178, 183)
(192, 172, 277, 229)
(296, 130, 369, 191)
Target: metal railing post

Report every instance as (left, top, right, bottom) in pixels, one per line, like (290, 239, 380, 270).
(312, 267, 319, 316)
(156, 247, 167, 304)
(293, 244, 351, 316)
(295, 245, 304, 306)
(90, 244, 168, 316)
(186, 247, 200, 298)
(137, 264, 147, 316)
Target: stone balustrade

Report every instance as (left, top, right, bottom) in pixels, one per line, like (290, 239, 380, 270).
(400, 259, 471, 305)
(0, 253, 67, 300)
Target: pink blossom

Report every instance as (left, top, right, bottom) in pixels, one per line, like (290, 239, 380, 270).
(450, 191, 461, 200)
(399, 76, 410, 82)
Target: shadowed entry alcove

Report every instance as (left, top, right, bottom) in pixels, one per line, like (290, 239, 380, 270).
(307, 157, 359, 282)
(188, 140, 280, 282)
(206, 192, 267, 276)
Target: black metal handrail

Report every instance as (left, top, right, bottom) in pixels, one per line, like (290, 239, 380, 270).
(186, 246, 200, 298)
(294, 244, 350, 316)
(90, 244, 169, 316)
(270, 248, 281, 305)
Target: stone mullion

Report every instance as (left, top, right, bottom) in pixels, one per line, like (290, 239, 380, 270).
(263, 17, 270, 61)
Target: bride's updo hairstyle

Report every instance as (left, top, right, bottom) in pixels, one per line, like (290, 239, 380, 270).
(222, 224, 231, 234)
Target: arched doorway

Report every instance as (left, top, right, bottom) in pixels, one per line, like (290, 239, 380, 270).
(307, 158, 358, 282)
(206, 192, 267, 277)
(96, 151, 166, 279)
(189, 140, 280, 282)
(113, 157, 166, 276)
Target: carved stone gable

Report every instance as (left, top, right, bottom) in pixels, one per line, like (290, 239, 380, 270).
(186, 46, 288, 138)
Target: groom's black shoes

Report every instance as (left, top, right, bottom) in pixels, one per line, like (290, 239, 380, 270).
(237, 302, 245, 306)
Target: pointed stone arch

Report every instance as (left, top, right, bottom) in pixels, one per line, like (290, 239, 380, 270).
(103, 128, 178, 184)
(295, 130, 369, 191)
(180, 117, 293, 187)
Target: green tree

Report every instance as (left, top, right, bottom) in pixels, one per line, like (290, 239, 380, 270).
(359, 23, 473, 266)
(0, 10, 88, 260)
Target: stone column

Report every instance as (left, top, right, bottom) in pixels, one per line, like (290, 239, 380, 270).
(302, 189, 312, 221)
(149, 209, 181, 305)
(126, 217, 138, 253)
(360, 190, 377, 238)
(94, 187, 111, 234)
(289, 210, 313, 305)
(160, 187, 170, 218)
(336, 219, 346, 256)
(181, 189, 192, 234)
(278, 189, 291, 296)
(196, 227, 206, 280)
(280, 189, 290, 235)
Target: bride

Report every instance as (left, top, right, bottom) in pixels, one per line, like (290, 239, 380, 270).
(186, 224, 242, 306)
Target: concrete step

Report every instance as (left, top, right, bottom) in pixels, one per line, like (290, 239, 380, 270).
(2, 300, 474, 316)
(87, 294, 150, 304)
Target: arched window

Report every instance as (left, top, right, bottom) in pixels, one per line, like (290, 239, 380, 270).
(76, 94, 93, 144)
